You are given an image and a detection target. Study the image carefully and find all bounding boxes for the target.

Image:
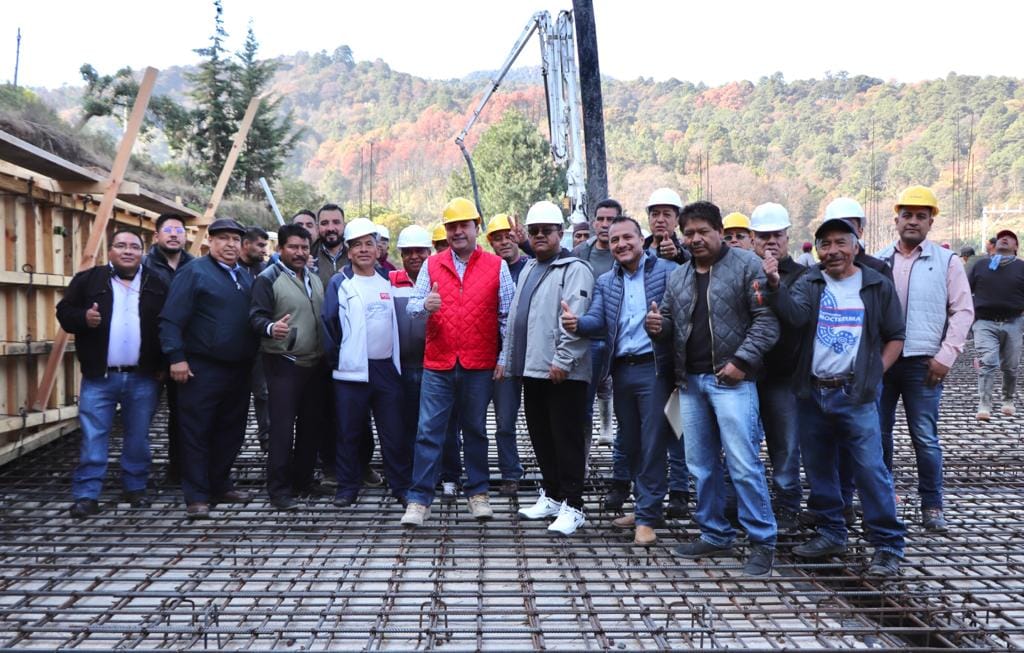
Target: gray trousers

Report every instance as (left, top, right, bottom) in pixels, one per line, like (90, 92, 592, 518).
(973, 316, 1024, 409)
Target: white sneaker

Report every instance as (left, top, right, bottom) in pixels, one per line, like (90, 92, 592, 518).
(518, 492, 561, 520)
(401, 502, 430, 528)
(467, 493, 493, 521)
(441, 482, 457, 503)
(547, 502, 586, 536)
(1002, 401, 1016, 417)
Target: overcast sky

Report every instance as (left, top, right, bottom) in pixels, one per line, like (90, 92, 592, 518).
(5, 0, 1022, 89)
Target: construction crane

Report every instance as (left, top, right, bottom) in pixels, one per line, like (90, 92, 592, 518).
(455, 10, 589, 230)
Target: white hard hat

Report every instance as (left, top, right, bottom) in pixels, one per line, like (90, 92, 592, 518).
(396, 225, 431, 249)
(525, 200, 564, 226)
(344, 217, 378, 243)
(750, 202, 791, 232)
(375, 224, 390, 240)
(646, 187, 683, 211)
(824, 197, 866, 224)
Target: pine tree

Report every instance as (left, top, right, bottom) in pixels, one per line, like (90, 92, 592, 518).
(232, 23, 301, 196)
(185, 0, 236, 188)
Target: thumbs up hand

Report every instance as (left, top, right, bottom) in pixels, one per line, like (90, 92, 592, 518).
(86, 302, 101, 328)
(560, 300, 578, 333)
(425, 282, 442, 314)
(645, 300, 662, 336)
(271, 313, 292, 340)
(762, 251, 780, 288)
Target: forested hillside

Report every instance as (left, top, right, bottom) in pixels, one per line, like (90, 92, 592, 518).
(30, 46, 1024, 245)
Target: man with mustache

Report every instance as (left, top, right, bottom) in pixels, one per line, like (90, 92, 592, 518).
(249, 224, 326, 511)
(159, 218, 259, 519)
(144, 213, 194, 483)
(876, 186, 973, 534)
(643, 188, 690, 265)
(563, 216, 681, 545)
(646, 201, 778, 576)
(767, 217, 907, 577)
(58, 229, 168, 518)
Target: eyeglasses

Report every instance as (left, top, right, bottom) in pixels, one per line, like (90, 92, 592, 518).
(111, 243, 143, 251)
(528, 225, 559, 237)
(160, 226, 185, 235)
(723, 233, 750, 242)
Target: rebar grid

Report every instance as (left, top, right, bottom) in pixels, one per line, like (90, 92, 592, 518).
(0, 346, 1022, 650)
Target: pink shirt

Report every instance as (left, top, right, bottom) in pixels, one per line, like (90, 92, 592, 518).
(889, 241, 973, 368)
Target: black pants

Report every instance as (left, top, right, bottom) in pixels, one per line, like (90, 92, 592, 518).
(318, 368, 375, 477)
(522, 377, 589, 509)
(163, 377, 181, 475)
(177, 357, 251, 505)
(264, 354, 323, 500)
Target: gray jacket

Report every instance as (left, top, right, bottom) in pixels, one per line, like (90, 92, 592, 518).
(502, 251, 595, 382)
(655, 245, 779, 387)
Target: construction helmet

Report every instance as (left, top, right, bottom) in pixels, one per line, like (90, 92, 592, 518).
(375, 224, 390, 240)
(749, 204, 790, 232)
(397, 225, 431, 249)
(343, 217, 378, 244)
(894, 185, 940, 217)
(431, 224, 447, 243)
(525, 200, 564, 226)
(723, 212, 753, 231)
(824, 197, 866, 224)
(486, 213, 513, 237)
(646, 188, 683, 212)
(442, 197, 481, 225)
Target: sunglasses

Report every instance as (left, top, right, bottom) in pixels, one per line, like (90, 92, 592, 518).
(528, 225, 559, 237)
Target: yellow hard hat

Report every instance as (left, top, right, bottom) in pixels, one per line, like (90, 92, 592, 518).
(442, 197, 481, 225)
(486, 213, 512, 237)
(894, 185, 940, 217)
(723, 212, 751, 231)
(431, 224, 447, 243)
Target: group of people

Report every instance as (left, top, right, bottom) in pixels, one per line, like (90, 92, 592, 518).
(57, 181, 1024, 579)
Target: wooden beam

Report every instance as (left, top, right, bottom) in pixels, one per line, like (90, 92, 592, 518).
(31, 67, 158, 412)
(53, 180, 141, 196)
(0, 417, 79, 467)
(189, 95, 261, 255)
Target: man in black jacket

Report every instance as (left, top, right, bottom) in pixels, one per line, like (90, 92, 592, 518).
(159, 218, 259, 519)
(766, 218, 907, 577)
(57, 229, 168, 518)
(143, 213, 194, 483)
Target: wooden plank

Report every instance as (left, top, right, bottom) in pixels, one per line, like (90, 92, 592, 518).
(31, 67, 158, 412)
(53, 180, 141, 196)
(0, 417, 79, 467)
(189, 95, 262, 255)
(0, 405, 78, 434)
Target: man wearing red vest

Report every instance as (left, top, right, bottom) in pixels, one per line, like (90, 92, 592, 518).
(400, 198, 516, 527)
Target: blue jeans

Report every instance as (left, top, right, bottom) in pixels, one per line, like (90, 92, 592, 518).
(879, 356, 944, 510)
(492, 376, 524, 480)
(408, 365, 493, 506)
(678, 374, 776, 547)
(798, 386, 905, 555)
(73, 372, 160, 500)
(757, 380, 802, 513)
(613, 361, 685, 526)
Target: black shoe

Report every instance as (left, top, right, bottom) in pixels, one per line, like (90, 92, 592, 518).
(333, 494, 356, 508)
(69, 498, 100, 519)
(866, 550, 902, 577)
(186, 502, 210, 520)
(271, 496, 299, 511)
(363, 468, 384, 487)
(921, 508, 948, 533)
(122, 490, 150, 509)
(792, 535, 848, 559)
(666, 491, 690, 519)
(603, 481, 630, 512)
(498, 479, 520, 497)
(744, 545, 775, 576)
(212, 489, 252, 505)
(775, 508, 798, 532)
(295, 483, 334, 498)
(673, 539, 736, 559)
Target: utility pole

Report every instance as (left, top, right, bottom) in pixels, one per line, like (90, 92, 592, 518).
(572, 0, 607, 217)
(13, 28, 21, 87)
(368, 141, 374, 218)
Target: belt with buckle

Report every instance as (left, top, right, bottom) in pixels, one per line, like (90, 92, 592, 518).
(615, 352, 654, 366)
(812, 375, 849, 389)
(107, 366, 138, 374)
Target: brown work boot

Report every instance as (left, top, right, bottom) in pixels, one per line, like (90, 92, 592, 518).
(634, 525, 657, 546)
(612, 513, 636, 529)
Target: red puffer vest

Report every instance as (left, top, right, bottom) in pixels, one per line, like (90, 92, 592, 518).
(423, 248, 502, 371)
(389, 269, 413, 288)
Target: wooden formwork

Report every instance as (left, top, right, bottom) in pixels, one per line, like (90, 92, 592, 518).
(0, 131, 199, 465)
